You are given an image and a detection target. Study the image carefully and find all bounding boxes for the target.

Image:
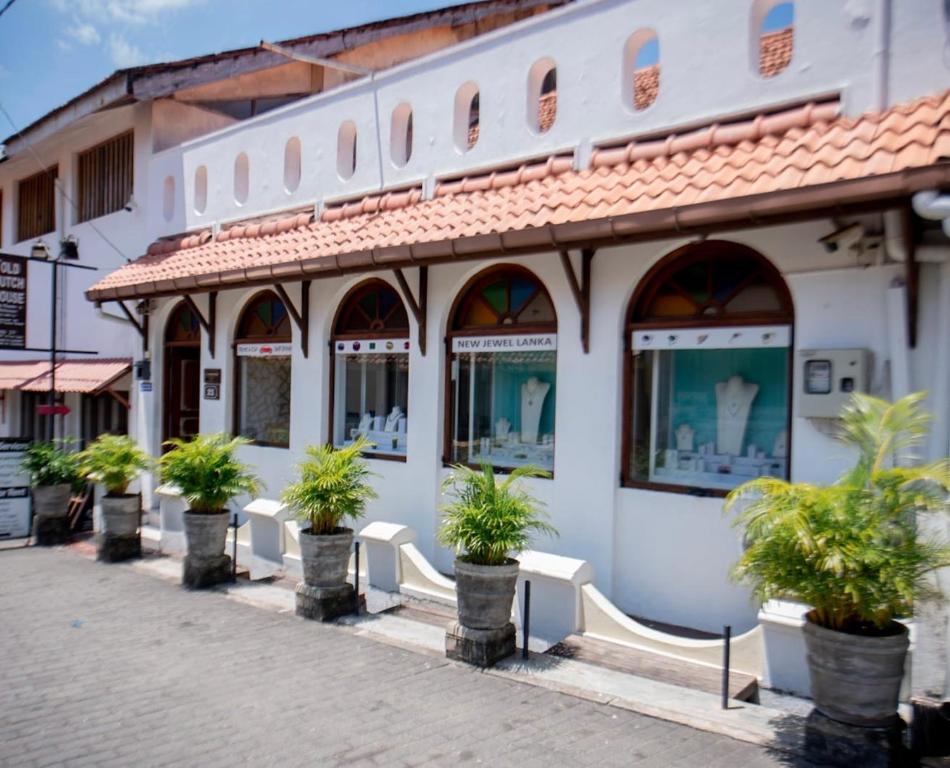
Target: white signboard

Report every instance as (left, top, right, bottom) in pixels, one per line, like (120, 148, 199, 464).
(452, 333, 557, 353)
(335, 338, 410, 355)
(632, 325, 791, 352)
(236, 342, 293, 358)
(0, 438, 31, 539)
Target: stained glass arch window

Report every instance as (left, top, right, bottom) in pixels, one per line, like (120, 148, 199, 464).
(334, 280, 409, 337)
(451, 265, 556, 332)
(165, 301, 200, 344)
(236, 291, 291, 341)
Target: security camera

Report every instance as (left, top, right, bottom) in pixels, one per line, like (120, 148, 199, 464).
(819, 223, 864, 253)
(124, 195, 138, 213)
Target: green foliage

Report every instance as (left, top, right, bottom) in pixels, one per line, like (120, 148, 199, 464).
(77, 434, 150, 496)
(727, 392, 950, 634)
(437, 463, 557, 566)
(159, 433, 261, 514)
(22, 441, 79, 488)
(282, 436, 378, 535)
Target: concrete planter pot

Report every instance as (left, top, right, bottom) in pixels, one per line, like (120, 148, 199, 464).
(295, 527, 359, 621)
(32, 484, 71, 519)
(455, 558, 519, 629)
(803, 612, 909, 728)
(299, 528, 353, 588)
(100, 494, 140, 537)
(182, 510, 231, 589)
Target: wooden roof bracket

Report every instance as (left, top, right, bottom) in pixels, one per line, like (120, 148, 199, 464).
(273, 281, 311, 358)
(110, 300, 150, 353)
(559, 248, 596, 353)
(393, 266, 427, 356)
(183, 292, 216, 357)
(104, 387, 131, 411)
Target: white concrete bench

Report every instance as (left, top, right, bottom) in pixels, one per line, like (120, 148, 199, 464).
(515, 550, 593, 649)
(156, 484, 186, 555)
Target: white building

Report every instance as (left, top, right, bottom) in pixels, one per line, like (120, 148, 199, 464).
(7, 0, 950, 698)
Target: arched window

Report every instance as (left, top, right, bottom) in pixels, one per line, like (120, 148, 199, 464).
(331, 279, 410, 458)
(446, 265, 557, 472)
(528, 58, 557, 134)
(234, 152, 249, 205)
(162, 176, 175, 222)
(194, 165, 208, 215)
(163, 302, 200, 443)
(391, 103, 413, 167)
(234, 291, 292, 448)
(337, 120, 357, 179)
(624, 29, 660, 111)
(283, 137, 301, 193)
(754, 1, 794, 78)
(454, 82, 480, 152)
(623, 241, 793, 494)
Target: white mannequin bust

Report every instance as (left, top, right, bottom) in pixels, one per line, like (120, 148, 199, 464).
(384, 406, 403, 432)
(675, 424, 695, 452)
(495, 417, 510, 441)
(715, 375, 758, 456)
(357, 413, 372, 433)
(520, 377, 550, 444)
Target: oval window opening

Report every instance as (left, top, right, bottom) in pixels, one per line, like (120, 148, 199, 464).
(755, 1, 794, 78)
(337, 120, 357, 179)
(454, 82, 480, 152)
(624, 29, 660, 111)
(527, 58, 557, 134)
(194, 165, 207, 214)
(162, 176, 175, 222)
(234, 152, 249, 205)
(283, 137, 301, 193)
(390, 103, 413, 167)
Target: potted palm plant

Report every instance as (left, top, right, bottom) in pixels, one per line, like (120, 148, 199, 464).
(438, 463, 556, 667)
(23, 440, 80, 545)
(77, 434, 150, 562)
(282, 437, 377, 621)
(727, 392, 950, 728)
(159, 433, 260, 588)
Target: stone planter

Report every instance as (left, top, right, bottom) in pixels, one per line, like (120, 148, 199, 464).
(182, 510, 232, 589)
(97, 494, 141, 562)
(803, 612, 909, 728)
(295, 527, 360, 621)
(31, 484, 72, 545)
(446, 558, 519, 667)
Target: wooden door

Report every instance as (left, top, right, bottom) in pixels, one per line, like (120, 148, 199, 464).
(164, 346, 200, 443)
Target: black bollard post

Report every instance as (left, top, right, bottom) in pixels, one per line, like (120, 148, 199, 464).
(231, 513, 238, 581)
(354, 540, 360, 598)
(522, 580, 531, 660)
(721, 625, 732, 709)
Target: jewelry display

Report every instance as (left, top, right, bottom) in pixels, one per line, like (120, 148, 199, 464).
(520, 377, 551, 444)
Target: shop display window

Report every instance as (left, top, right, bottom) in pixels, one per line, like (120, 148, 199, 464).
(234, 291, 292, 448)
(447, 266, 557, 472)
(624, 242, 794, 493)
(331, 280, 410, 457)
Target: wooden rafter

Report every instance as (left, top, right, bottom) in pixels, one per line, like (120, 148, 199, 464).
(183, 292, 216, 356)
(273, 281, 311, 357)
(559, 248, 595, 353)
(392, 266, 427, 356)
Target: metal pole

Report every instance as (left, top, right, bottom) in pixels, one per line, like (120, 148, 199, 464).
(353, 540, 360, 599)
(47, 258, 57, 441)
(721, 625, 732, 709)
(522, 580, 531, 660)
(231, 513, 238, 581)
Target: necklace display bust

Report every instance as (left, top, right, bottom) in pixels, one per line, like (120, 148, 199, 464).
(715, 375, 758, 456)
(384, 406, 403, 432)
(520, 377, 550, 444)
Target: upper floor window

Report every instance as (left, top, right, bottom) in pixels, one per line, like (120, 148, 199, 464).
(284, 137, 302, 193)
(454, 82, 480, 152)
(234, 152, 250, 205)
(337, 121, 357, 180)
(391, 104, 413, 167)
(528, 58, 557, 134)
(17, 167, 57, 242)
(234, 291, 292, 448)
(447, 266, 557, 472)
(755, 1, 794, 78)
(77, 131, 133, 223)
(624, 242, 794, 495)
(331, 279, 411, 458)
(624, 29, 660, 111)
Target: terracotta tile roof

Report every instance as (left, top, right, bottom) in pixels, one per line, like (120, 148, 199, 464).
(87, 90, 950, 301)
(539, 91, 557, 132)
(633, 65, 659, 110)
(0, 359, 132, 393)
(760, 27, 793, 78)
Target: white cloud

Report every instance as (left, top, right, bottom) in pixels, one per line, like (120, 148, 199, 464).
(109, 34, 147, 67)
(68, 21, 101, 45)
(51, 0, 202, 25)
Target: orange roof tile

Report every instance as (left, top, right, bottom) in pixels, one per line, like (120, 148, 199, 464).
(760, 27, 793, 78)
(633, 65, 659, 110)
(0, 359, 132, 393)
(87, 91, 950, 301)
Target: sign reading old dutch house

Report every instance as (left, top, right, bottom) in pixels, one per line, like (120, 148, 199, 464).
(0, 255, 28, 350)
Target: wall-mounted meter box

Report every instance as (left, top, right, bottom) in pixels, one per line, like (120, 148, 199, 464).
(798, 348, 871, 418)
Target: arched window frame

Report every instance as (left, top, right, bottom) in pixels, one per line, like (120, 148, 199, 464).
(621, 241, 794, 496)
(164, 300, 201, 345)
(329, 279, 411, 461)
(445, 264, 558, 474)
(233, 290, 292, 448)
(752, 0, 794, 79)
(163, 301, 201, 445)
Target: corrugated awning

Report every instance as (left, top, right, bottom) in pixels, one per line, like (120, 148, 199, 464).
(85, 90, 950, 303)
(0, 359, 132, 394)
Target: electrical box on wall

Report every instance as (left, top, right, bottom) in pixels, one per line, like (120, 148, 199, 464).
(798, 348, 871, 418)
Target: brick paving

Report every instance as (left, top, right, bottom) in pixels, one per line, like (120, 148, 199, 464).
(0, 548, 816, 767)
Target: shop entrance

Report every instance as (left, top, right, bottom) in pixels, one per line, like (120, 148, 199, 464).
(163, 302, 201, 444)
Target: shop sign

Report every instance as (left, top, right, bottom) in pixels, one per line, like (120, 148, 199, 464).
(203, 368, 221, 400)
(0, 254, 28, 350)
(236, 342, 293, 358)
(451, 334, 557, 353)
(0, 438, 31, 539)
(139, 381, 153, 392)
(631, 325, 791, 352)
(335, 339, 410, 355)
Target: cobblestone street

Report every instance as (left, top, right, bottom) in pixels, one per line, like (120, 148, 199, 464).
(0, 548, 814, 767)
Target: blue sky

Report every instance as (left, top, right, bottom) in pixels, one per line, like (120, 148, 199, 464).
(0, 0, 471, 133)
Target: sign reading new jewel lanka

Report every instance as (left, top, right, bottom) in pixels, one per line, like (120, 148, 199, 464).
(0, 438, 31, 539)
(0, 254, 28, 350)
(451, 334, 557, 353)
(236, 343, 293, 357)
